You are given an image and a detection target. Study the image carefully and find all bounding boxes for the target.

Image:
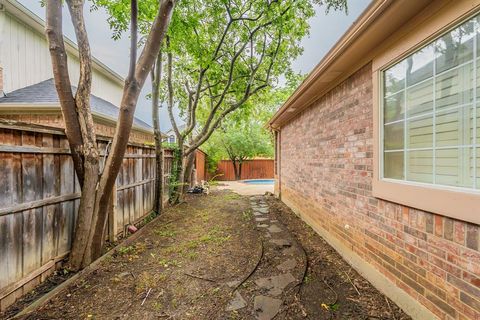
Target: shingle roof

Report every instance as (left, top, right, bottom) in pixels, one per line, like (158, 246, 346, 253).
(0, 79, 152, 132)
(165, 124, 187, 135)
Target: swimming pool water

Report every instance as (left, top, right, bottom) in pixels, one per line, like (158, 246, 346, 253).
(242, 179, 275, 185)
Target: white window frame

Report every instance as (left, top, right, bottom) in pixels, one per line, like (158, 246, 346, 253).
(379, 14, 479, 195)
(371, 1, 480, 226)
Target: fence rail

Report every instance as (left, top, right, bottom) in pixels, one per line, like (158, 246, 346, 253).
(0, 121, 173, 311)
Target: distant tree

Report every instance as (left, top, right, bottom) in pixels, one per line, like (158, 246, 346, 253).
(164, 0, 346, 202)
(45, 0, 174, 270)
(204, 77, 302, 180)
(219, 122, 273, 180)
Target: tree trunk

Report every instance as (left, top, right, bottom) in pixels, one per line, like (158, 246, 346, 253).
(170, 141, 184, 204)
(47, 0, 101, 270)
(88, 0, 174, 264)
(183, 151, 196, 191)
(46, 0, 174, 270)
(151, 52, 163, 214)
(45, 0, 85, 187)
(232, 159, 240, 181)
(238, 161, 243, 180)
(68, 155, 99, 269)
(154, 137, 164, 212)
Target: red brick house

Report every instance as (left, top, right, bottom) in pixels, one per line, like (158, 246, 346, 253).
(269, 1, 480, 319)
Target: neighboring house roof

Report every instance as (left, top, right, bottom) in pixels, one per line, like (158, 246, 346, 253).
(268, 0, 432, 129)
(165, 124, 187, 136)
(1, 0, 124, 86)
(0, 79, 152, 133)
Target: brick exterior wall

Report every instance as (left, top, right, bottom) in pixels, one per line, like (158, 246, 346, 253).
(0, 113, 153, 144)
(278, 63, 480, 320)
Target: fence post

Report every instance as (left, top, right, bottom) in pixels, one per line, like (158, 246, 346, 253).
(108, 185, 118, 242)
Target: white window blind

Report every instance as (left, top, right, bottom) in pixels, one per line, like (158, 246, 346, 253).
(383, 15, 480, 189)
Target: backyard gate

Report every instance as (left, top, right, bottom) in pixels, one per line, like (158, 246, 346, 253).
(0, 120, 173, 310)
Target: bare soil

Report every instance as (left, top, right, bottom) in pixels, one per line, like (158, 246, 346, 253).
(8, 191, 410, 320)
(266, 195, 411, 320)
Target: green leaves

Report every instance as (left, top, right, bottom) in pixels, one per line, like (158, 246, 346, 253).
(96, 0, 347, 152)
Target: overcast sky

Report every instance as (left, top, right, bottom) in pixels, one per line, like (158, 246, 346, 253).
(20, 0, 371, 130)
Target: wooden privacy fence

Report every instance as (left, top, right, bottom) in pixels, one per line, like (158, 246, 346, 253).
(0, 121, 172, 311)
(215, 159, 274, 181)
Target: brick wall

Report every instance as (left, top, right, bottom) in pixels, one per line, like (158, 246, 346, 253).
(278, 63, 480, 320)
(0, 114, 153, 144)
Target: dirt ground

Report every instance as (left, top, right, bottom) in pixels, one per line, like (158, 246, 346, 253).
(265, 197, 410, 320)
(9, 190, 410, 320)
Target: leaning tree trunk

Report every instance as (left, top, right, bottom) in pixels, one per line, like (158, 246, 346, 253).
(47, 0, 103, 270)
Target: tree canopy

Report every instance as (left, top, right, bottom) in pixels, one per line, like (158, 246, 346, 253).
(97, 0, 347, 197)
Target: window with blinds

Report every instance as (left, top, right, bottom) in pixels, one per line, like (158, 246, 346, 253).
(382, 14, 480, 190)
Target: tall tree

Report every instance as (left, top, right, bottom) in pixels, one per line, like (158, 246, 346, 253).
(165, 0, 347, 202)
(212, 121, 273, 180)
(203, 81, 300, 180)
(151, 52, 164, 214)
(45, 0, 174, 270)
(100, 0, 347, 202)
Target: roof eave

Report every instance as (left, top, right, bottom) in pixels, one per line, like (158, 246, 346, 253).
(268, 0, 432, 129)
(0, 104, 154, 135)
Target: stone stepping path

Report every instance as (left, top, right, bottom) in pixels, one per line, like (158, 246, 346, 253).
(223, 195, 307, 320)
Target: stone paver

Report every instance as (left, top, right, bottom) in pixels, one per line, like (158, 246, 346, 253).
(254, 273, 296, 296)
(254, 296, 282, 320)
(269, 239, 291, 247)
(225, 292, 247, 311)
(276, 259, 297, 272)
(223, 196, 305, 319)
(267, 225, 282, 233)
(256, 208, 269, 214)
(226, 280, 241, 288)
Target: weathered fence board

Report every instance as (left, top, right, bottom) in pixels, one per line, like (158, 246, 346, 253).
(0, 122, 173, 311)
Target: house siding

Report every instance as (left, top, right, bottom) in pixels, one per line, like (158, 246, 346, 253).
(278, 63, 480, 320)
(0, 10, 123, 106)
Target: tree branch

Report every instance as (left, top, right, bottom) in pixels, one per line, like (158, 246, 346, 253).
(128, 0, 138, 81)
(45, 0, 85, 186)
(66, 0, 98, 170)
(90, 0, 175, 258)
(166, 38, 181, 141)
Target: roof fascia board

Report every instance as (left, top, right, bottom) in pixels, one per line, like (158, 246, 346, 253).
(268, 0, 391, 128)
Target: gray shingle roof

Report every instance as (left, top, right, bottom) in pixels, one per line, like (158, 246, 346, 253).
(0, 79, 152, 132)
